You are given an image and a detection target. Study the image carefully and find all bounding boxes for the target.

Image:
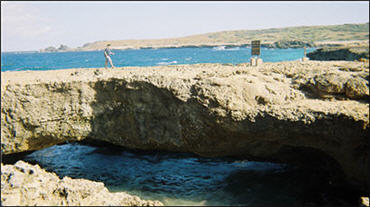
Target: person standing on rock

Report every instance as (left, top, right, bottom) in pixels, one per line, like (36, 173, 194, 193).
(104, 44, 115, 69)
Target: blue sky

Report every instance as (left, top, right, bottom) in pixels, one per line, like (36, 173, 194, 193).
(1, 1, 369, 52)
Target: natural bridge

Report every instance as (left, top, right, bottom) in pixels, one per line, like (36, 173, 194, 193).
(1, 61, 368, 191)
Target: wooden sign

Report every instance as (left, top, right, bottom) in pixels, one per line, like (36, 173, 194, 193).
(251, 40, 261, 56)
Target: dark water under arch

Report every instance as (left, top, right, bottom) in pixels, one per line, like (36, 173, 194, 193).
(3, 141, 359, 206)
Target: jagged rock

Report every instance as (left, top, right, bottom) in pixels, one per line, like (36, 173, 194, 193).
(1, 61, 369, 190)
(302, 71, 369, 99)
(345, 77, 369, 99)
(314, 73, 348, 94)
(307, 46, 369, 61)
(1, 161, 163, 206)
(268, 40, 314, 49)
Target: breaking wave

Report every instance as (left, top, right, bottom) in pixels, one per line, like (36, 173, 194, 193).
(213, 46, 241, 51)
(156, 60, 178, 65)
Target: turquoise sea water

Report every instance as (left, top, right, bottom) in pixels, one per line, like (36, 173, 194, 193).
(1, 47, 315, 72)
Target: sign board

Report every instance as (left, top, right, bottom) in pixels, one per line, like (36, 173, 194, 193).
(251, 40, 261, 56)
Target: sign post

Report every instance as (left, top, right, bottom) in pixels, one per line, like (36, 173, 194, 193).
(251, 40, 262, 66)
(251, 40, 261, 56)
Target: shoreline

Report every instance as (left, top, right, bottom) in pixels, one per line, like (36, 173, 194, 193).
(3, 44, 309, 54)
(2, 39, 368, 54)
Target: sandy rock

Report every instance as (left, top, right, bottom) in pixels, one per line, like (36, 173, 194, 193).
(304, 72, 369, 99)
(1, 161, 163, 206)
(1, 61, 369, 189)
(314, 73, 348, 94)
(345, 77, 369, 99)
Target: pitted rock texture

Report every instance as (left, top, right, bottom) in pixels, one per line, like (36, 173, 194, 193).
(307, 46, 369, 61)
(1, 61, 369, 188)
(1, 161, 163, 206)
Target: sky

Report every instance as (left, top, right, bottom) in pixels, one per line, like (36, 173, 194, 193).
(1, 1, 369, 52)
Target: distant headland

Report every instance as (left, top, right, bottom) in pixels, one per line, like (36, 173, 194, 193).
(39, 22, 369, 52)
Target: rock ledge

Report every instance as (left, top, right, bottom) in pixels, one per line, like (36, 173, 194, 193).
(1, 161, 163, 206)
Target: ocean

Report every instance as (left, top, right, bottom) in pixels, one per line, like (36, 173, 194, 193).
(1, 47, 315, 72)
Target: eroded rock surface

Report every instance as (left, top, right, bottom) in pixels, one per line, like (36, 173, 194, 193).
(1, 161, 163, 206)
(1, 61, 369, 188)
(307, 44, 369, 61)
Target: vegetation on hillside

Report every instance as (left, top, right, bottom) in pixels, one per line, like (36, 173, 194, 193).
(74, 23, 369, 50)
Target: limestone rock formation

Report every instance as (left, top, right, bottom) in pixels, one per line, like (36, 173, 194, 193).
(1, 161, 163, 206)
(1, 61, 369, 190)
(267, 40, 314, 49)
(307, 46, 369, 61)
(303, 71, 369, 99)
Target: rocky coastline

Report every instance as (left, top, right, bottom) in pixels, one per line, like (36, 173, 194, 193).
(56, 40, 367, 52)
(307, 45, 369, 61)
(1, 60, 369, 205)
(1, 161, 163, 206)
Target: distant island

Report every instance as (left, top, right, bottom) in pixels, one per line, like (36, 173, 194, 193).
(39, 44, 71, 53)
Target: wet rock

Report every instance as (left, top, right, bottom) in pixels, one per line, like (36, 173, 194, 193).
(1, 161, 163, 206)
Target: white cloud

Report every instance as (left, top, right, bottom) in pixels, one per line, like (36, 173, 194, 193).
(1, 2, 52, 39)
